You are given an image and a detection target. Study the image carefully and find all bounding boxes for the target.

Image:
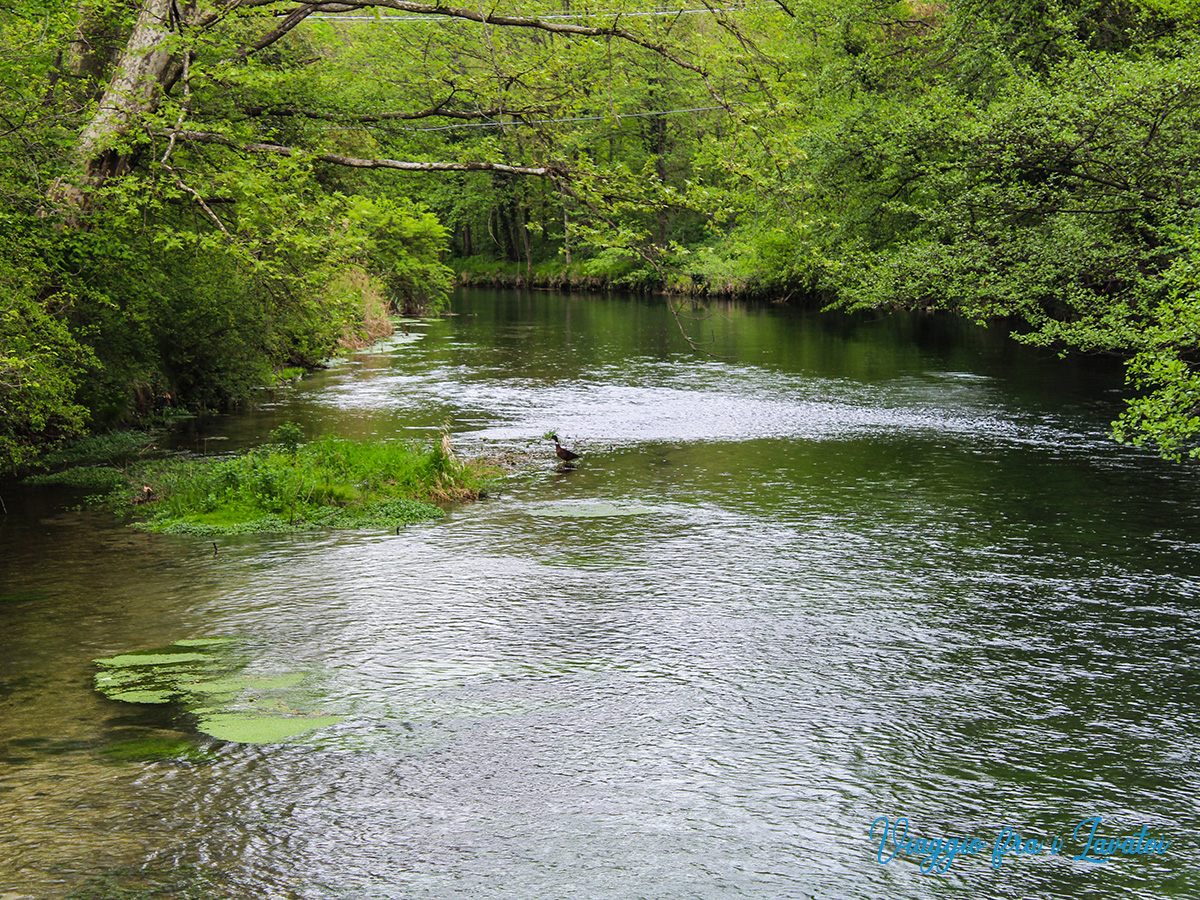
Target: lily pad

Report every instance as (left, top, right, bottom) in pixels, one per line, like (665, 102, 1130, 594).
(196, 712, 346, 744)
(181, 673, 307, 695)
(96, 652, 216, 668)
(94, 639, 343, 745)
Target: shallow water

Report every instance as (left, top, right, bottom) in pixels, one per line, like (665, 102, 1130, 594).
(2, 290, 1198, 899)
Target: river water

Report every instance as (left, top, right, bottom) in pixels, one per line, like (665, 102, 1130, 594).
(1, 289, 1198, 899)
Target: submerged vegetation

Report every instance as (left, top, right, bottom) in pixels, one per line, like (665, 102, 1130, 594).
(2, 0, 1200, 461)
(93, 637, 346, 745)
(32, 429, 489, 535)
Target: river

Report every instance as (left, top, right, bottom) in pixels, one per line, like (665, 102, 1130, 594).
(1, 288, 1198, 899)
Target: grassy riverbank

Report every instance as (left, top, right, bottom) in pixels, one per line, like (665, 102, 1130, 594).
(28, 429, 490, 535)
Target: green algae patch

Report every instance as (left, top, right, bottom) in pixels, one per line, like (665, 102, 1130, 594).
(94, 646, 223, 704)
(0, 589, 49, 606)
(196, 712, 346, 744)
(185, 672, 307, 693)
(93, 638, 345, 745)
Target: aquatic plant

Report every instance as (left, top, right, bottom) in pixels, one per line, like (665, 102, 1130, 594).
(35, 430, 160, 468)
(93, 639, 345, 745)
(101, 433, 489, 535)
(100, 734, 214, 763)
(23, 466, 128, 490)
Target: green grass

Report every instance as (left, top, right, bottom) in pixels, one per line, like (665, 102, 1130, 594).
(23, 465, 128, 490)
(122, 434, 489, 534)
(35, 429, 160, 468)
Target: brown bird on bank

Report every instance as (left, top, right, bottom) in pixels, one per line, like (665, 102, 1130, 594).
(551, 434, 579, 463)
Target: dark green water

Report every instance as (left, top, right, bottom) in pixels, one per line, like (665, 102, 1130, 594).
(1, 289, 1198, 899)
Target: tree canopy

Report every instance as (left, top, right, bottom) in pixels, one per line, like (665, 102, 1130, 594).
(2, 0, 1200, 469)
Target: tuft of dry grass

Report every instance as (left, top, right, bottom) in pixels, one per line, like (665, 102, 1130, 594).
(332, 267, 395, 351)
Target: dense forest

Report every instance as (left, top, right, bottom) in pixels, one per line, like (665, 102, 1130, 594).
(2, 0, 1199, 470)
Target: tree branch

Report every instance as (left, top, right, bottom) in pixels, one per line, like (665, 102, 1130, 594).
(239, 101, 522, 123)
(166, 129, 562, 175)
(302, 0, 726, 106)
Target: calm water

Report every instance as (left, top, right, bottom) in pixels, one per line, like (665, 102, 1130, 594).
(2, 289, 1198, 899)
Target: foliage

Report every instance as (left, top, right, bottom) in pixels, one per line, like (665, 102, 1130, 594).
(0, 248, 96, 471)
(3, 0, 1200, 460)
(117, 433, 487, 534)
(1113, 222, 1200, 459)
(23, 465, 128, 490)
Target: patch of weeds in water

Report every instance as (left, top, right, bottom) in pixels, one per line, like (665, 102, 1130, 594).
(528, 501, 660, 518)
(144, 514, 324, 536)
(100, 734, 214, 763)
(121, 433, 488, 535)
(333, 498, 444, 529)
(37, 430, 159, 469)
(22, 466, 128, 491)
(94, 639, 346, 745)
(65, 865, 235, 900)
(271, 367, 306, 386)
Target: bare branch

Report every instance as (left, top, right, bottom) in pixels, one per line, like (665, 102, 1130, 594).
(231, 3, 318, 61)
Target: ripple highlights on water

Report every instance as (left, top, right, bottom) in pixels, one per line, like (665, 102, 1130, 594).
(302, 351, 1119, 457)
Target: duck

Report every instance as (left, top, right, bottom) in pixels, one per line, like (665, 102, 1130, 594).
(551, 434, 579, 463)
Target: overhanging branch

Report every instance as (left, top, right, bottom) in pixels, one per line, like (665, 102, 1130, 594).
(166, 130, 562, 176)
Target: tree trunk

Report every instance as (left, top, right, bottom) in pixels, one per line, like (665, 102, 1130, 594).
(75, 0, 176, 185)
